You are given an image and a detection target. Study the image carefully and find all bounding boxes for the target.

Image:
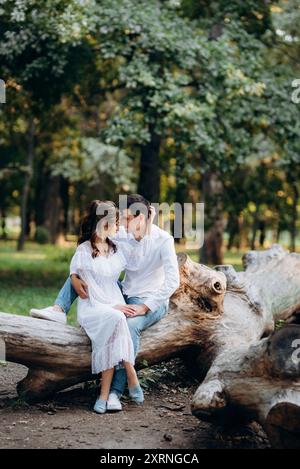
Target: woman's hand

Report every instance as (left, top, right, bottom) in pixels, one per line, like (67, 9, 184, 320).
(113, 304, 137, 317)
(71, 274, 89, 299)
(128, 304, 149, 316)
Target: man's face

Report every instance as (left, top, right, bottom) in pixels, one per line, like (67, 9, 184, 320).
(120, 208, 136, 233)
(121, 208, 146, 235)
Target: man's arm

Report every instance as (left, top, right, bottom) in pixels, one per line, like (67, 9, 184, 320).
(70, 250, 89, 299)
(70, 274, 89, 299)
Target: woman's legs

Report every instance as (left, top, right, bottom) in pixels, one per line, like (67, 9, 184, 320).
(99, 368, 115, 401)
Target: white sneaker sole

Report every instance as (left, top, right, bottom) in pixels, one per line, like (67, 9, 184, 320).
(107, 404, 122, 412)
(30, 309, 67, 325)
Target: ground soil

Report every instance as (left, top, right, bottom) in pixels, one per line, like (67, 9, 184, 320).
(0, 359, 270, 449)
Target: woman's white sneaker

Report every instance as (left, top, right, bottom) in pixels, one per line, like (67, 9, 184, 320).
(29, 306, 67, 325)
(107, 392, 122, 411)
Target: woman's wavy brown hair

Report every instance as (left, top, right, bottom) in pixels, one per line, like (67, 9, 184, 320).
(78, 200, 119, 258)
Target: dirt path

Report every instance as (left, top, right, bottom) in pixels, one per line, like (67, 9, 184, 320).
(0, 360, 270, 449)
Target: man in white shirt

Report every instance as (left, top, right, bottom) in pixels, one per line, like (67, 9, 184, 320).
(30, 194, 180, 411)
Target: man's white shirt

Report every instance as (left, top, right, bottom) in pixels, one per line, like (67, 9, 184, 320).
(114, 224, 180, 312)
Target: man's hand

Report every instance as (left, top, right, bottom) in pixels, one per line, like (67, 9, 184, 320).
(113, 304, 137, 317)
(71, 275, 89, 299)
(129, 304, 150, 316)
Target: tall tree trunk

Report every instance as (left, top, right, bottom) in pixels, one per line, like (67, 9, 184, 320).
(17, 116, 35, 251)
(0, 206, 7, 240)
(137, 123, 161, 203)
(200, 171, 225, 265)
(251, 207, 259, 250)
(227, 212, 240, 250)
(259, 220, 266, 247)
(174, 152, 187, 243)
(60, 177, 69, 240)
(43, 175, 64, 244)
(34, 154, 48, 228)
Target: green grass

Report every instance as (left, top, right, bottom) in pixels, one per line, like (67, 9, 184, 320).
(0, 239, 245, 326)
(0, 240, 77, 325)
(0, 240, 75, 286)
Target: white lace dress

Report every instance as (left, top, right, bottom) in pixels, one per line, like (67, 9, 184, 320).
(70, 240, 137, 374)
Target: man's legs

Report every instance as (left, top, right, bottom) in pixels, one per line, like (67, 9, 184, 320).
(30, 276, 78, 323)
(54, 277, 78, 315)
(110, 297, 168, 397)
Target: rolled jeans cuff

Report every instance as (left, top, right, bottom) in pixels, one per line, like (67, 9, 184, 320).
(54, 300, 67, 314)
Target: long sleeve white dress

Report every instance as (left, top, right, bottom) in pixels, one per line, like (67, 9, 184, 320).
(70, 240, 137, 374)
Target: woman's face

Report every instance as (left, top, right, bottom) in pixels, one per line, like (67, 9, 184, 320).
(97, 217, 119, 240)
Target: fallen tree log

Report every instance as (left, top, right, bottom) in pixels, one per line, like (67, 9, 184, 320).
(0, 244, 300, 448)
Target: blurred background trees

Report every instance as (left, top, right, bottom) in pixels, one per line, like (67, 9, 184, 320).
(0, 0, 299, 263)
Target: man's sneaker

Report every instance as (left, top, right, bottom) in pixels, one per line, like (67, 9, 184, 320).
(128, 384, 144, 405)
(29, 306, 67, 325)
(107, 392, 122, 412)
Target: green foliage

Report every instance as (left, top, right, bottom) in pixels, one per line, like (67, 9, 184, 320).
(0, 0, 299, 251)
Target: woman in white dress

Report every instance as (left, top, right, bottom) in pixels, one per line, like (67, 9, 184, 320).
(69, 200, 144, 414)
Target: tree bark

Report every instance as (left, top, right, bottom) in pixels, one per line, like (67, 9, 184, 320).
(1, 245, 300, 447)
(17, 116, 35, 251)
(137, 123, 161, 203)
(43, 175, 64, 244)
(0, 206, 7, 240)
(60, 177, 69, 240)
(200, 171, 225, 265)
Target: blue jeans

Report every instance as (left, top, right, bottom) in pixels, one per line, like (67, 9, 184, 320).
(55, 278, 168, 397)
(55, 277, 77, 314)
(110, 297, 168, 397)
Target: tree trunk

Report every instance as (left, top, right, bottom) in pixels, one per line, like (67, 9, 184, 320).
(0, 206, 7, 240)
(1, 245, 300, 447)
(250, 208, 259, 250)
(200, 171, 225, 265)
(227, 212, 240, 251)
(137, 123, 160, 203)
(17, 116, 35, 251)
(173, 152, 187, 243)
(60, 177, 69, 240)
(33, 154, 48, 228)
(43, 175, 64, 244)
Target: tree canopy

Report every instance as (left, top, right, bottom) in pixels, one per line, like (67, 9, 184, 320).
(0, 0, 299, 260)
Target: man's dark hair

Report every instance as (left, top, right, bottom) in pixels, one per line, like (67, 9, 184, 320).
(126, 194, 151, 218)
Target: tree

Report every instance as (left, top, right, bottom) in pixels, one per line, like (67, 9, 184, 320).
(0, 0, 97, 248)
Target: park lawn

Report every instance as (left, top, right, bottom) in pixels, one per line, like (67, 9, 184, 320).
(0, 240, 78, 325)
(0, 240, 245, 327)
(0, 285, 78, 326)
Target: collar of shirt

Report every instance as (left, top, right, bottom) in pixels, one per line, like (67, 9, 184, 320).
(128, 223, 160, 246)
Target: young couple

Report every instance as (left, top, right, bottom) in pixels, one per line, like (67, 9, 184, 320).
(30, 194, 180, 414)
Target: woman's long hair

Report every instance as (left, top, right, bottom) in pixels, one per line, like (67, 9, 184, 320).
(78, 200, 118, 258)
